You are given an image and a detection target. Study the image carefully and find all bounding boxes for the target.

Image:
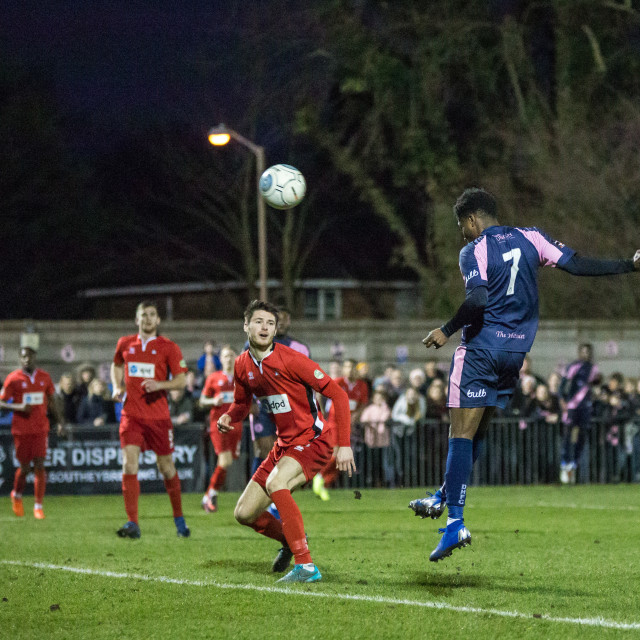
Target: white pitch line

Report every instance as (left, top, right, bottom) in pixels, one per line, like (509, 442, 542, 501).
(1, 560, 640, 631)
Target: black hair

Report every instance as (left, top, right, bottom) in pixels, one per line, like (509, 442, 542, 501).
(610, 372, 624, 385)
(244, 299, 280, 325)
(453, 187, 497, 221)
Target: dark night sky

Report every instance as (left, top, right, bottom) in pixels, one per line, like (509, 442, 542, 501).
(2, 1, 231, 150)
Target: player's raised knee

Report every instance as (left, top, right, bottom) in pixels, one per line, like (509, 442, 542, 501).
(234, 501, 254, 525)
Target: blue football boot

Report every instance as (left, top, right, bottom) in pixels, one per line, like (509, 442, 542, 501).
(409, 488, 446, 519)
(429, 520, 471, 562)
(174, 516, 191, 538)
(116, 521, 141, 539)
(267, 503, 281, 520)
(276, 563, 322, 583)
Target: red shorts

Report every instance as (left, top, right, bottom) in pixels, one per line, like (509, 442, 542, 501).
(119, 415, 174, 456)
(13, 433, 48, 464)
(210, 422, 243, 459)
(252, 431, 333, 489)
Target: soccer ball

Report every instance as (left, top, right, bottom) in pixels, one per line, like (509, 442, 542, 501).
(259, 164, 306, 210)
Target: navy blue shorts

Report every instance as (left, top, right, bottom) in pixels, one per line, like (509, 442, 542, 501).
(565, 407, 592, 430)
(249, 410, 277, 440)
(447, 346, 526, 409)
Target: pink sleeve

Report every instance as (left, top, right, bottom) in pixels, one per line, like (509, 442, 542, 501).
(518, 229, 564, 267)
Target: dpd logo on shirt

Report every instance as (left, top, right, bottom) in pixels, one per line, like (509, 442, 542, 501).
(260, 394, 292, 414)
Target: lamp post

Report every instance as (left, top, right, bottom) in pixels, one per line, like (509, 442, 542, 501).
(208, 124, 268, 301)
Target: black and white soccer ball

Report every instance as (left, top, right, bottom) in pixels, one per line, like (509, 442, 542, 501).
(259, 164, 306, 210)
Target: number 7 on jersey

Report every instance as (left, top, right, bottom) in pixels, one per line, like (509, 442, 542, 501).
(502, 248, 521, 295)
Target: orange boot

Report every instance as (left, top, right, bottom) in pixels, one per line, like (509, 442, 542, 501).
(10, 491, 24, 517)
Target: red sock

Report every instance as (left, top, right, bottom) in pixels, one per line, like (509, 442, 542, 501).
(164, 473, 183, 517)
(208, 466, 227, 492)
(246, 511, 287, 545)
(13, 469, 27, 496)
(270, 489, 312, 565)
(122, 473, 140, 524)
(321, 457, 338, 487)
(34, 469, 46, 504)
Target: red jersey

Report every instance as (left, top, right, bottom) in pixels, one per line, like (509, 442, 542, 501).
(113, 334, 188, 421)
(202, 370, 240, 429)
(336, 377, 369, 412)
(0, 368, 55, 435)
(228, 343, 349, 447)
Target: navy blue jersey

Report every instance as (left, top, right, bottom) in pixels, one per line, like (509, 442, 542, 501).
(460, 226, 575, 352)
(560, 360, 599, 410)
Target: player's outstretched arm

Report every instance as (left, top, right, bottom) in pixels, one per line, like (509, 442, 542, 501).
(336, 446, 356, 477)
(559, 253, 639, 276)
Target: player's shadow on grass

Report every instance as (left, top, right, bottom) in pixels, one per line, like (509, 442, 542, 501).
(412, 573, 485, 596)
(411, 572, 593, 599)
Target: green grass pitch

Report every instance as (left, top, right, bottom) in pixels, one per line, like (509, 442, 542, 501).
(1, 485, 639, 639)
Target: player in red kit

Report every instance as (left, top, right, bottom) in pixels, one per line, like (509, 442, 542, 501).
(111, 301, 191, 539)
(199, 345, 241, 513)
(218, 300, 356, 583)
(313, 358, 368, 501)
(0, 343, 65, 519)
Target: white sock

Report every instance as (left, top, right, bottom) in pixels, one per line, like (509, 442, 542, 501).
(446, 517, 461, 526)
(34, 503, 43, 510)
(302, 562, 316, 571)
(12, 492, 22, 499)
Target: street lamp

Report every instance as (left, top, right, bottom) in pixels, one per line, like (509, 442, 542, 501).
(208, 124, 267, 301)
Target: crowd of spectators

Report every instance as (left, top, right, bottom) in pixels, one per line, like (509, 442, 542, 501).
(351, 352, 640, 486)
(2, 338, 639, 486)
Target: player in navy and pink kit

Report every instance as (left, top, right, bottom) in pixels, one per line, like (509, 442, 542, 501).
(409, 187, 640, 561)
(559, 343, 599, 483)
(199, 345, 241, 512)
(111, 300, 190, 539)
(218, 300, 355, 583)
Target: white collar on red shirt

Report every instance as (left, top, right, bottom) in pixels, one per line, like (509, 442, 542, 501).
(138, 334, 157, 351)
(21, 368, 39, 384)
(249, 344, 275, 373)
(345, 378, 358, 391)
